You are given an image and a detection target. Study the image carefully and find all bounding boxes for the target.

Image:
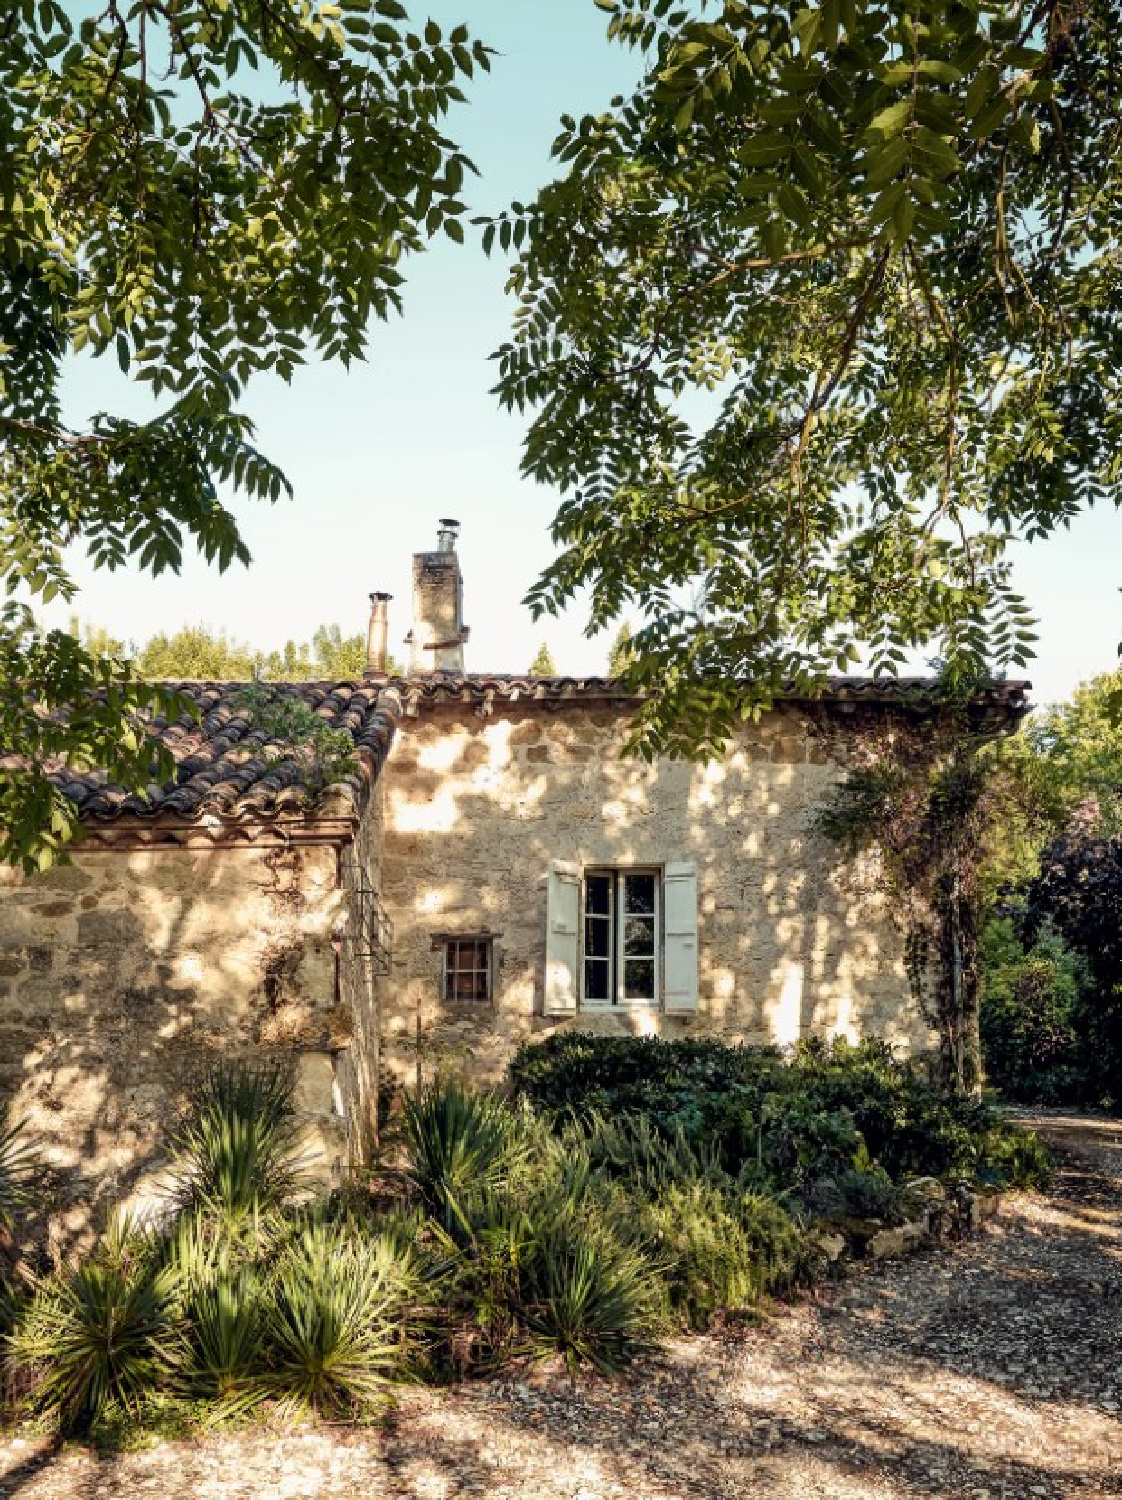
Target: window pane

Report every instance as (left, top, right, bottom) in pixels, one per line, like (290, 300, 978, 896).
(585, 874, 611, 917)
(623, 874, 655, 917)
(585, 916, 611, 959)
(623, 958, 655, 1000)
(445, 941, 490, 1002)
(623, 914, 655, 957)
(584, 958, 610, 1001)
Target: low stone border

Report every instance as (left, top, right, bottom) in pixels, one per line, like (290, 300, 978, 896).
(807, 1179, 1002, 1267)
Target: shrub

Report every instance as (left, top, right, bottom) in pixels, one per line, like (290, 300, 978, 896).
(511, 1033, 1046, 1191)
(263, 1219, 406, 1419)
(167, 1063, 307, 1223)
(179, 1265, 269, 1421)
(401, 1078, 526, 1226)
(1023, 823, 1122, 1106)
(522, 1219, 657, 1373)
(636, 1182, 802, 1330)
(980, 918, 1090, 1104)
(11, 1230, 176, 1434)
(800, 1165, 906, 1226)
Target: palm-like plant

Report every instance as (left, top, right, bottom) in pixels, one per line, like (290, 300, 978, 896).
(263, 1220, 403, 1419)
(401, 1079, 525, 1226)
(523, 1222, 657, 1375)
(167, 1063, 307, 1223)
(0, 1109, 37, 1233)
(10, 1249, 176, 1434)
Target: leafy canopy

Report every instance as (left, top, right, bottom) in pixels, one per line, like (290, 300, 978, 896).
(493, 0, 1116, 756)
(1, 0, 488, 870)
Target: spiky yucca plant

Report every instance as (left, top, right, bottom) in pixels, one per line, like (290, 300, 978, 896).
(168, 1063, 307, 1222)
(180, 1266, 269, 1421)
(263, 1220, 404, 1419)
(0, 1110, 37, 1234)
(523, 1221, 657, 1375)
(11, 1244, 176, 1434)
(401, 1079, 525, 1226)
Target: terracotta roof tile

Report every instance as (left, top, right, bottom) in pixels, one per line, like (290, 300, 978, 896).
(48, 681, 402, 828)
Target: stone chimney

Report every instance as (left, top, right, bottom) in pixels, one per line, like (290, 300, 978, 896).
(366, 591, 392, 674)
(405, 519, 470, 674)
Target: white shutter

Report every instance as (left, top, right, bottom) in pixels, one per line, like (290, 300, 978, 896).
(544, 860, 581, 1015)
(663, 861, 699, 1014)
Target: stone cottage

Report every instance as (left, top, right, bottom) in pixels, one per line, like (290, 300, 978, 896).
(0, 521, 1030, 1221)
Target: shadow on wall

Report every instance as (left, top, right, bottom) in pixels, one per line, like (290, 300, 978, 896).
(0, 841, 342, 1256)
(378, 706, 923, 1084)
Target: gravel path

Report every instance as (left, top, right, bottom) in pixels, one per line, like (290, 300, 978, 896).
(2, 1112, 1119, 1500)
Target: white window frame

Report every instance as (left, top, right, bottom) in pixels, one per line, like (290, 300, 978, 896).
(580, 867, 661, 1010)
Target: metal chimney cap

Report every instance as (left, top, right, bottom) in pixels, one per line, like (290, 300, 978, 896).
(436, 518, 460, 553)
(369, 591, 393, 602)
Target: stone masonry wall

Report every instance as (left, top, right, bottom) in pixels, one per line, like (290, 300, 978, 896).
(378, 703, 931, 1084)
(0, 843, 351, 1244)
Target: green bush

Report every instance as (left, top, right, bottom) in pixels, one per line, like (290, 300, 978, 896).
(636, 1181, 803, 1330)
(980, 918, 1092, 1104)
(11, 1227, 176, 1435)
(511, 1033, 1047, 1191)
(799, 1164, 905, 1226)
(167, 1063, 307, 1223)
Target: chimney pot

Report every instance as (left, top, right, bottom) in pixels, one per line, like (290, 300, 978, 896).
(366, 592, 392, 674)
(436, 518, 460, 554)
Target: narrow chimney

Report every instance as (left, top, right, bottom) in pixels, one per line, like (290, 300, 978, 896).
(405, 520, 470, 675)
(366, 592, 392, 674)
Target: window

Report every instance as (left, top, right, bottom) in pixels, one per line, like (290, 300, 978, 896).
(582, 869, 659, 1005)
(441, 937, 492, 1003)
(544, 860, 697, 1017)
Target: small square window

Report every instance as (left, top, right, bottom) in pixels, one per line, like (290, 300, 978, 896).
(442, 937, 492, 1004)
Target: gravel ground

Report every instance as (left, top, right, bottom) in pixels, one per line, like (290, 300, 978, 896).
(1, 1111, 1119, 1500)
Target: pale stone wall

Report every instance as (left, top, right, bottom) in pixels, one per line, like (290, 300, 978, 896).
(0, 842, 352, 1243)
(378, 703, 929, 1084)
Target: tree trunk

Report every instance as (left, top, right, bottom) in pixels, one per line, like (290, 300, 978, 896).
(935, 868, 982, 1095)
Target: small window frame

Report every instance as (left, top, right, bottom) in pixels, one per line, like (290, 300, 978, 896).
(434, 934, 495, 1005)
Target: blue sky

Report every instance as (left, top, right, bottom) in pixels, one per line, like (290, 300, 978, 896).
(52, 1, 1121, 706)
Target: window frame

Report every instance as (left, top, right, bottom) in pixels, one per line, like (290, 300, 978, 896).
(579, 867, 661, 1010)
(438, 934, 494, 1005)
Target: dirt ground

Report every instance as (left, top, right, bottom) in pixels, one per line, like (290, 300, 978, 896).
(1, 1111, 1119, 1500)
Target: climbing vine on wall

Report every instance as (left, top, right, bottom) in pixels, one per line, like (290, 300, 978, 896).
(814, 697, 1019, 1096)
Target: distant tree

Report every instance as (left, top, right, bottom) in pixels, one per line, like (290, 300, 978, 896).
(607, 623, 636, 679)
(72, 618, 127, 661)
(135, 626, 264, 681)
(312, 625, 367, 679)
(124, 622, 399, 682)
(529, 643, 557, 677)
